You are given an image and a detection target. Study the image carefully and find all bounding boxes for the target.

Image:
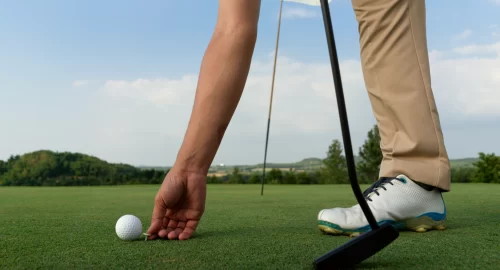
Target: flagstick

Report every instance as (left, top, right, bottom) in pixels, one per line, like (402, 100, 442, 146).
(261, 0, 284, 196)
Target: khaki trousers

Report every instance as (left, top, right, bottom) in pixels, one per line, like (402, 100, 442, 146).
(351, 0, 451, 191)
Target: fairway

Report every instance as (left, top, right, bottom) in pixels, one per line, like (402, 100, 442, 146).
(1, 184, 499, 269)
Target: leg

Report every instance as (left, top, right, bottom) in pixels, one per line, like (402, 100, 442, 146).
(353, 0, 451, 191)
(317, 0, 449, 236)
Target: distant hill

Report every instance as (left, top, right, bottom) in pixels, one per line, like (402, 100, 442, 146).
(255, 157, 323, 169)
(0, 150, 165, 186)
(450, 158, 478, 168)
(138, 156, 478, 174)
(204, 156, 478, 175)
(137, 166, 171, 171)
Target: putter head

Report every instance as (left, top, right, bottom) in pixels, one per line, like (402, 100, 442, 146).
(313, 223, 399, 269)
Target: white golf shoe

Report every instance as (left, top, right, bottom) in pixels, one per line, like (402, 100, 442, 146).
(317, 174, 447, 236)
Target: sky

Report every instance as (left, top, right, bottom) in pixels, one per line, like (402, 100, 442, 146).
(1, 0, 499, 167)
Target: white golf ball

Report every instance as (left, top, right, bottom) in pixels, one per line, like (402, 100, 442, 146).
(115, 214, 143, 241)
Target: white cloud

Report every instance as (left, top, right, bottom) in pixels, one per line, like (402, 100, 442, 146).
(491, 24, 499, 38)
(103, 76, 198, 107)
(453, 29, 472, 41)
(97, 38, 500, 165)
(97, 54, 372, 165)
(100, 56, 370, 135)
(452, 42, 500, 55)
(102, 42, 500, 127)
(72, 80, 88, 87)
(282, 7, 318, 19)
(430, 42, 500, 115)
(489, 0, 500, 5)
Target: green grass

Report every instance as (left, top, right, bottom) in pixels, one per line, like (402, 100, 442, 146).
(1, 184, 499, 269)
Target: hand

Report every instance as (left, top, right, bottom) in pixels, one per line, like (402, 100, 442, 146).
(146, 168, 206, 240)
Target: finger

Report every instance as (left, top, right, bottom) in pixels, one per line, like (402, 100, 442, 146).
(159, 219, 178, 239)
(146, 195, 167, 240)
(179, 220, 199, 240)
(160, 208, 174, 236)
(168, 221, 185, 240)
(162, 215, 170, 228)
(167, 219, 179, 229)
(157, 215, 171, 239)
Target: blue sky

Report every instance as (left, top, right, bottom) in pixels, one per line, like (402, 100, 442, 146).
(1, 0, 499, 166)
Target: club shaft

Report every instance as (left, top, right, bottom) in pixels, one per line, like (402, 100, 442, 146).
(261, 0, 284, 195)
(319, 0, 379, 230)
(261, 118, 271, 195)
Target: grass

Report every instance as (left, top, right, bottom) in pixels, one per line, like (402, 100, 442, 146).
(1, 184, 499, 269)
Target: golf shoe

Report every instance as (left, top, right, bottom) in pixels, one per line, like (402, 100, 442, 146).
(317, 174, 447, 236)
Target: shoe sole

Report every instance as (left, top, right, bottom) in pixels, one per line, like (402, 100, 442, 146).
(318, 215, 447, 237)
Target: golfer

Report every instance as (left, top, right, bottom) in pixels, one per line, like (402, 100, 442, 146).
(146, 0, 450, 241)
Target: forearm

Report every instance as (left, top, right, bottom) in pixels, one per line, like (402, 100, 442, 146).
(174, 27, 257, 175)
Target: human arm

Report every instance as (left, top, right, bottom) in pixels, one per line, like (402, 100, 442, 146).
(146, 0, 261, 241)
(174, 0, 261, 175)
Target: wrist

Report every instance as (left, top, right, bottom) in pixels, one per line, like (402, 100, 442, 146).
(173, 128, 223, 176)
(172, 160, 209, 176)
(167, 164, 208, 186)
(173, 149, 214, 176)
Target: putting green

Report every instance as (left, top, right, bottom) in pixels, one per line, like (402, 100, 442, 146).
(1, 184, 499, 269)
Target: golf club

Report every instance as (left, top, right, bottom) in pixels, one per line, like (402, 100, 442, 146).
(313, 0, 399, 269)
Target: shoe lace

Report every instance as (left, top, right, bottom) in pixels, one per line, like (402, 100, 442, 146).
(363, 177, 402, 202)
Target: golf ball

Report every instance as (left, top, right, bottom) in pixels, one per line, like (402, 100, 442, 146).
(115, 214, 143, 241)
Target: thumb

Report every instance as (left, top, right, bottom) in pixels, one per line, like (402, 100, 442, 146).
(146, 195, 167, 240)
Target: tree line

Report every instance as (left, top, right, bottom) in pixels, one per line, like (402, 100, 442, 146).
(0, 151, 166, 186)
(1, 125, 498, 186)
(206, 163, 484, 185)
(208, 125, 499, 185)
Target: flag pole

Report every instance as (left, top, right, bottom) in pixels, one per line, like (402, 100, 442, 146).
(261, 0, 284, 196)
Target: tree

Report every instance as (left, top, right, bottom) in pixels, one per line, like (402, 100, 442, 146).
(266, 168, 283, 184)
(296, 171, 312, 184)
(0, 160, 7, 185)
(228, 167, 245, 184)
(0, 160, 6, 175)
(451, 166, 476, 183)
(472, 152, 500, 183)
(282, 170, 297, 184)
(357, 125, 383, 183)
(207, 175, 222, 184)
(248, 173, 261, 184)
(320, 139, 348, 184)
